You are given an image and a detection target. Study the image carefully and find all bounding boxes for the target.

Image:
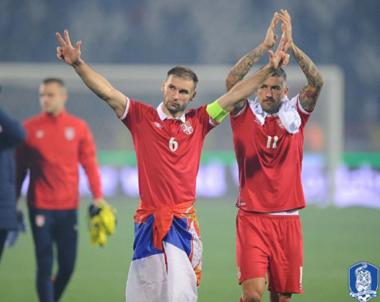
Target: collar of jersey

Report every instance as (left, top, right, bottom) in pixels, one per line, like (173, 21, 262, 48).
(157, 103, 186, 123)
(249, 98, 280, 124)
(43, 109, 67, 120)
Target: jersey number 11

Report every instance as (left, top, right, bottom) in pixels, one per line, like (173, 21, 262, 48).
(266, 135, 279, 149)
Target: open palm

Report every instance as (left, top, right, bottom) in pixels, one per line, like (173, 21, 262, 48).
(269, 33, 290, 69)
(56, 30, 82, 66)
(263, 12, 279, 49)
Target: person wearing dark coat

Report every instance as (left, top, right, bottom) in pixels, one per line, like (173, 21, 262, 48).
(0, 104, 26, 262)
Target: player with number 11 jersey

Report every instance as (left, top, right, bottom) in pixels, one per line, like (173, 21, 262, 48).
(230, 95, 310, 213)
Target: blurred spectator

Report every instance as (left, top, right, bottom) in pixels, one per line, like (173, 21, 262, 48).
(0, 85, 26, 262)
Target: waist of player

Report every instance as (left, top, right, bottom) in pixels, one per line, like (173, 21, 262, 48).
(266, 209, 299, 216)
(239, 207, 300, 216)
(134, 200, 196, 221)
(134, 200, 196, 250)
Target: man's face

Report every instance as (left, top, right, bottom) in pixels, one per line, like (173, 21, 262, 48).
(39, 82, 67, 115)
(161, 75, 196, 116)
(257, 76, 288, 114)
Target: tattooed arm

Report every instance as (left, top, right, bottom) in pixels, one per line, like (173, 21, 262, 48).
(279, 9, 324, 112)
(225, 13, 279, 113)
(291, 43, 324, 112)
(225, 43, 270, 92)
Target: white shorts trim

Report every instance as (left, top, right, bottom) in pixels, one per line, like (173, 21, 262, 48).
(268, 210, 299, 216)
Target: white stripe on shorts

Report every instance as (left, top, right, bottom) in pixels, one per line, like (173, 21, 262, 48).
(268, 210, 299, 216)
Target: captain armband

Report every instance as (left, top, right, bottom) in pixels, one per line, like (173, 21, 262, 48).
(206, 100, 229, 123)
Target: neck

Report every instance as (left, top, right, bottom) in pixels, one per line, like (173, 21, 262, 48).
(162, 104, 184, 119)
(263, 107, 280, 115)
(45, 108, 64, 116)
(262, 101, 282, 114)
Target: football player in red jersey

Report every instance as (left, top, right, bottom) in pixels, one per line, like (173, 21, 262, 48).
(226, 10, 324, 302)
(56, 29, 289, 302)
(16, 78, 105, 302)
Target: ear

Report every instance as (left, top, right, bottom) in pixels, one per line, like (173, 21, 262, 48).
(283, 85, 289, 96)
(161, 80, 166, 92)
(63, 93, 68, 104)
(190, 90, 197, 102)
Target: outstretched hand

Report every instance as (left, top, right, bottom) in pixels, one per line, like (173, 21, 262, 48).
(266, 9, 294, 68)
(263, 12, 279, 49)
(268, 33, 290, 69)
(278, 9, 293, 51)
(56, 30, 82, 66)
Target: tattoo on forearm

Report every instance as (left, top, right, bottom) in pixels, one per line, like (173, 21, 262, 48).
(226, 44, 268, 91)
(291, 44, 324, 112)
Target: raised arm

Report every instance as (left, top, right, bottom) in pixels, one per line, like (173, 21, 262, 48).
(291, 44, 324, 112)
(56, 30, 127, 118)
(217, 42, 289, 113)
(279, 10, 324, 112)
(226, 12, 279, 92)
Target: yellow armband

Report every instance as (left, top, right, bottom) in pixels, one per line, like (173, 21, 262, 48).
(206, 100, 229, 123)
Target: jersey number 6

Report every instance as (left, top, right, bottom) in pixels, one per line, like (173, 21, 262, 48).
(169, 137, 179, 152)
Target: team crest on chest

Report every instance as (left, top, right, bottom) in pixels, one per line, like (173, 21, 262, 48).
(153, 121, 163, 129)
(35, 129, 44, 139)
(181, 121, 193, 135)
(65, 127, 75, 141)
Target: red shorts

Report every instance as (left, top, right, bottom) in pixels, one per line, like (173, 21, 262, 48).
(236, 209, 304, 294)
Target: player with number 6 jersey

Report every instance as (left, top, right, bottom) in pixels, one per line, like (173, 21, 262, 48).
(122, 100, 213, 209)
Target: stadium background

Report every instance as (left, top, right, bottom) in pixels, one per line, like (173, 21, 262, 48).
(1, 0, 379, 301)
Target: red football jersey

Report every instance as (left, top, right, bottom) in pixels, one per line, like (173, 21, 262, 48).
(121, 99, 215, 208)
(16, 111, 103, 210)
(230, 96, 310, 212)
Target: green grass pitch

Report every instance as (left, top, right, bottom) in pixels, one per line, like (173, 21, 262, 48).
(1, 199, 379, 301)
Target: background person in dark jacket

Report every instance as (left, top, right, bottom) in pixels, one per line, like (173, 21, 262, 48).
(0, 85, 26, 262)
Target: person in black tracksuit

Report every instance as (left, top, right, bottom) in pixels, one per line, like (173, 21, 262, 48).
(0, 103, 26, 262)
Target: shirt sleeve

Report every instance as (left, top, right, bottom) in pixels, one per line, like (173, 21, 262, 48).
(198, 105, 216, 137)
(120, 99, 153, 133)
(230, 100, 248, 120)
(294, 94, 311, 127)
(0, 109, 25, 151)
(78, 122, 103, 199)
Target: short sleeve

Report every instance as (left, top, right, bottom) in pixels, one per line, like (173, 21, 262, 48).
(197, 105, 216, 136)
(120, 99, 153, 132)
(292, 94, 311, 127)
(230, 100, 249, 120)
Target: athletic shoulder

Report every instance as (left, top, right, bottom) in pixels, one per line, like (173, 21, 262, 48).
(122, 98, 156, 119)
(23, 113, 44, 128)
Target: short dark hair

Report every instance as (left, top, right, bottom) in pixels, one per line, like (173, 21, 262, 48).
(42, 77, 65, 87)
(167, 66, 199, 87)
(270, 67, 287, 81)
